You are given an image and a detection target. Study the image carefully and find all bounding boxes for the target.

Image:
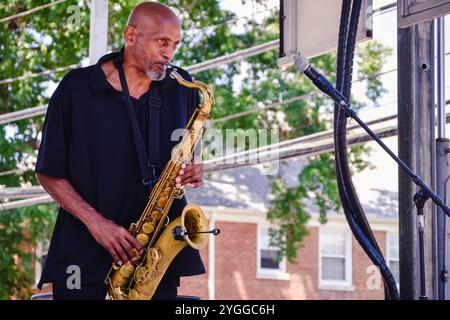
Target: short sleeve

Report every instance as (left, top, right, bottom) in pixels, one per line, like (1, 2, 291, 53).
(35, 75, 71, 178)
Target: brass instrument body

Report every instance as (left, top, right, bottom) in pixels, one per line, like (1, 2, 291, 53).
(105, 70, 213, 300)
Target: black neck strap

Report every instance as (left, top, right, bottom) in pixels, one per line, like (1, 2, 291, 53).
(114, 50, 161, 189)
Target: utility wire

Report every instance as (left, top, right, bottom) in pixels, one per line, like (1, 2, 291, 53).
(0, 0, 68, 24)
(0, 64, 78, 85)
(187, 6, 278, 35)
(210, 93, 315, 124)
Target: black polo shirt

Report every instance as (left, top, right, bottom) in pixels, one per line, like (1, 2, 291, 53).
(35, 51, 205, 289)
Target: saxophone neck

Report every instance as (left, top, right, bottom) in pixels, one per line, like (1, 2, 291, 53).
(169, 69, 214, 116)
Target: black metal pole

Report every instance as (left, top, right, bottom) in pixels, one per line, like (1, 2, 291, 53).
(338, 107, 450, 218)
(413, 189, 430, 300)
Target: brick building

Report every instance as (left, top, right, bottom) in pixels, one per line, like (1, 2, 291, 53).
(177, 138, 400, 300)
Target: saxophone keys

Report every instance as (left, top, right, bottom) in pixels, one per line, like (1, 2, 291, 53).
(174, 188, 184, 199)
(163, 179, 175, 188)
(132, 248, 142, 259)
(156, 196, 168, 208)
(128, 223, 137, 233)
(119, 262, 135, 278)
(163, 215, 170, 227)
(127, 289, 140, 300)
(142, 222, 155, 234)
(148, 211, 162, 224)
(136, 233, 149, 246)
(170, 173, 178, 180)
(151, 210, 162, 219)
(147, 247, 162, 263)
(134, 265, 149, 283)
(162, 186, 172, 196)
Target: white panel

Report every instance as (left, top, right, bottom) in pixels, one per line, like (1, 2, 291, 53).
(278, 0, 372, 68)
(298, 0, 372, 58)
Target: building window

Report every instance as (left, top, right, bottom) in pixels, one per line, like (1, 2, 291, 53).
(319, 230, 352, 287)
(34, 241, 50, 287)
(387, 233, 400, 284)
(256, 225, 289, 280)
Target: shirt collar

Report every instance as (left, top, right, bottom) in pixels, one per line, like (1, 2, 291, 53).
(89, 48, 178, 93)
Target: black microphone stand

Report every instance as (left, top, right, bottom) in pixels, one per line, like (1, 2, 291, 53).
(292, 54, 450, 299)
(408, 189, 430, 300)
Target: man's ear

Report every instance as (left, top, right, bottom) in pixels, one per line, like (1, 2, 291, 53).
(124, 25, 137, 46)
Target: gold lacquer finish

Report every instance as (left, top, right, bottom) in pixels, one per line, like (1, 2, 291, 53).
(104, 69, 214, 300)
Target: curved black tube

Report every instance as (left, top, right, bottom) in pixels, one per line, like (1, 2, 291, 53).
(333, 0, 399, 299)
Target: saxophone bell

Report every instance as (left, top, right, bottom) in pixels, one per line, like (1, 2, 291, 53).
(178, 203, 210, 250)
(172, 204, 221, 245)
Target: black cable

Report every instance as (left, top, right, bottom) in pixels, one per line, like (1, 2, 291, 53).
(335, 0, 350, 94)
(340, 0, 382, 261)
(333, 0, 399, 299)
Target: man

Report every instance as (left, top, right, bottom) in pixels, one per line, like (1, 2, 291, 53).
(35, 2, 205, 300)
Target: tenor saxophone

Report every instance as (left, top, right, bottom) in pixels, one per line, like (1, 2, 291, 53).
(105, 69, 216, 300)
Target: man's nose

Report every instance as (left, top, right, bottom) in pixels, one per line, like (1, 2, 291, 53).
(161, 46, 175, 61)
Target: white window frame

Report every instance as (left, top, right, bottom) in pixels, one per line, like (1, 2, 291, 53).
(318, 229, 353, 289)
(256, 224, 290, 281)
(386, 232, 400, 286)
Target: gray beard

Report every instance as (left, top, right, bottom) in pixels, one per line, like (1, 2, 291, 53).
(146, 69, 166, 81)
(135, 42, 166, 81)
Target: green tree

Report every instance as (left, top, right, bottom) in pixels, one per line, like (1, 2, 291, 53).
(265, 42, 393, 263)
(0, 0, 91, 299)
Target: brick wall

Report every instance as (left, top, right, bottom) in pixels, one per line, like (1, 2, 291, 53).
(179, 221, 388, 300)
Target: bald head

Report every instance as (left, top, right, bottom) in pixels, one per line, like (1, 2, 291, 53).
(127, 2, 180, 29)
(123, 2, 182, 81)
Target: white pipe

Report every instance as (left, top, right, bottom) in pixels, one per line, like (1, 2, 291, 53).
(89, 0, 109, 65)
(208, 211, 216, 300)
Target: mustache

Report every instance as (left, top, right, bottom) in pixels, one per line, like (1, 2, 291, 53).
(153, 61, 169, 68)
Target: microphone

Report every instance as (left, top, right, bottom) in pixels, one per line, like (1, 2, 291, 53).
(293, 54, 349, 108)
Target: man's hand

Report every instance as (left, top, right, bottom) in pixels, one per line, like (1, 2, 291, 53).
(86, 215, 144, 266)
(36, 173, 144, 266)
(175, 161, 204, 188)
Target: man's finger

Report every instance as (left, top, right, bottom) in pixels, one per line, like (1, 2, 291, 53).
(179, 163, 203, 176)
(125, 233, 144, 252)
(179, 163, 195, 175)
(190, 180, 203, 188)
(177, 169, 196, 183)
(177, 166, 202, 184)
(187, 171, 203, 184)
(114, 242, 130, 264)
(108, 245, 121, 265)
(119, 239, 135, 261)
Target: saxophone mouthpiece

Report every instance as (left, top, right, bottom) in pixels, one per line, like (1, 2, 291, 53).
(170, 69, 181, 80)
(168, 64, 179, 78)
